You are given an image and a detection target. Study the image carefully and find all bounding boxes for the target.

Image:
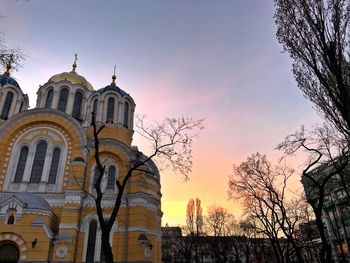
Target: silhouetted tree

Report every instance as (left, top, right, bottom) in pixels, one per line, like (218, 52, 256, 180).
(278, 124, 350, 263)
(186, 198, 204, 263)
(0, 16, 24, 71)
(275, 0, 350, 137)
(205, 205, 238, 263)
(92, 113, 204, 263)
(229, 153, 307, 263)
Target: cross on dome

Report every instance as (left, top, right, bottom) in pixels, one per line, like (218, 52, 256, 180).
(72, 54, 78, 72)
(111, 65, 117, 85)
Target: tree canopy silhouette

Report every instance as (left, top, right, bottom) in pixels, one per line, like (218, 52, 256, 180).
(275, 0, 350, 136)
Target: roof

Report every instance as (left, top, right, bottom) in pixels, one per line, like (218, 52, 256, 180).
(0, 74, 20, 89)
(48, 71, 94, 91)
(97, 83, 128, 96)
(0, 192, 52, 211)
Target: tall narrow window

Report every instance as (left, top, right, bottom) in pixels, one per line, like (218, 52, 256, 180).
(93, 167, 100, 187)
(86, 220, 97, 262)
(48, 148, 61, 184)
(57, 88, 68, 112)
(72, 91, 83, 120)
(29, 141, 47, 183)
(106, 97, 114, 123)
(107, 165, 116, 190)
(92, 99, 98, 119)
(123, 102, 129, 128)
(45, 89, 54, 108)
(1, 91, 13, 120)
(14, 146, 28, 183)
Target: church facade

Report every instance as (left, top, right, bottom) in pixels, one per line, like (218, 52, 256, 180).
(0, 59, 162, 262)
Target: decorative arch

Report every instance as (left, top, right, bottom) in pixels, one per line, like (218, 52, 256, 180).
(101, 93, 122, 124)
(89, 158, 119, 192)
(81, 213, 117, 263)
(0, 233, 28, 261)
(0, 241, 19, 262)
(3, 124, 69, 193)
(0, 109, 88, 191)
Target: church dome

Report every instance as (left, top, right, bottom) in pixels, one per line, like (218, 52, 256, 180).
(0, 60, 29, 120)
(0, 74, 20, 89)
(49, 71, 94, 91)
(96, 72, 128, 96)
(47, 55, 94, 91)
(97, 83, 128, 96)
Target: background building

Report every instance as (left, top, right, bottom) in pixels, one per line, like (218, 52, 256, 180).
(161, 226, 278, 263)
(0, 59, 162, 262)
(301, 163, 350, 262)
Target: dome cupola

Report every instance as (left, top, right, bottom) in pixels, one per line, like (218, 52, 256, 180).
(0, 55, 29, 121)
(86, 67, 135, 130)
(48, 55, 94, 92)
(36, 55, 94, 123)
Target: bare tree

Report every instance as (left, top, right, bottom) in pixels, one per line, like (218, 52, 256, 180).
(0, 46, 24, 73)
(185, 198, 204, 263)
(274, 0, 350, 137)
(229, 153, 307, 263)
(91, 113, 204, 263)
(0, 15, 24, 72)
(205, 205, 238, 263)
(277, 124, 350, 263)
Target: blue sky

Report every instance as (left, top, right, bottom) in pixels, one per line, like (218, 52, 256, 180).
(0, 0, 321, 225)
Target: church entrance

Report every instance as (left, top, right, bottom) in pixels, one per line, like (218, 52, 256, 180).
(0, 242, 19, 262)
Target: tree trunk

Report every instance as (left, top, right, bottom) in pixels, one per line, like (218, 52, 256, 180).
(101, 231, 114, 263)
(314, 207, 333, 263)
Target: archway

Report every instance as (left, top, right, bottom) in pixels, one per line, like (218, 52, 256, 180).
(0, 242, 19, 262)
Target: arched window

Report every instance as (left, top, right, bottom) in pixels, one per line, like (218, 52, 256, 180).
(123, 102, 129, 128)
(1, 91, 13, 120)
(48, 148, 61, 184)
(14, 146, 29, 183)
(72, 91, 83, 120)
(107, 165, 116, 190)
(57, 88, 68, 112)
(7, 213, 15, 225)
(29, 141, 47, 183)
(86, 220, 97, 262)
(92, 99, 98, 119)
(45, 89, 54, 108)
(106, 97, 114, 123)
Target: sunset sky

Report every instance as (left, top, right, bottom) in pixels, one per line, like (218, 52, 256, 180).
(0, 1, 321, 226)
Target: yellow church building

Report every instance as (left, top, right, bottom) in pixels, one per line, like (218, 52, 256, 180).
(0, 58, 162, 262)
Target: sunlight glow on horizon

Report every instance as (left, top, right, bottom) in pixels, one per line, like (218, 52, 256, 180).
(0, 0, 323, 226)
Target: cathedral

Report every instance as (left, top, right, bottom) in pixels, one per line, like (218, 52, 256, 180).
(0, 57, 162, 262)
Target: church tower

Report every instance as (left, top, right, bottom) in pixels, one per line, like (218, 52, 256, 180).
(0, 57, 162, 262)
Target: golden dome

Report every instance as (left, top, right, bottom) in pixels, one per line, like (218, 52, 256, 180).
(48, 71, 94, 91)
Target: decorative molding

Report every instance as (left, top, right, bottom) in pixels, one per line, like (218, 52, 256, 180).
(59, 223, 78, 231)
(118, 226, 161, 238)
